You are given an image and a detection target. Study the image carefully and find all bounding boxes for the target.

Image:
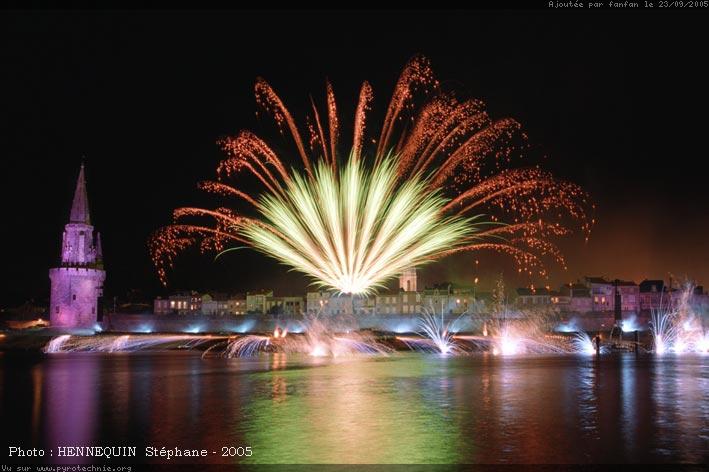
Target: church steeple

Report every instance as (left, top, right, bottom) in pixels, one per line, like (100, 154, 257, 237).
(69, 163, 91, 225)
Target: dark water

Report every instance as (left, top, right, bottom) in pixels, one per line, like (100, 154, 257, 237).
(1, 351, 708, 464)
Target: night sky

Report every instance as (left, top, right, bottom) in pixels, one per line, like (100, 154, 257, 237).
(1, 10, 707, 306)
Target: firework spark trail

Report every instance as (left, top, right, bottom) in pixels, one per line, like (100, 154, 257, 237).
(224, 335, 271, 357)
(43, 334, 216, 353)
(415, 306, 465, 354)
(215, 317, 392, 358)
(570, 332, 605, 355)
(650, 285, 709, 354)
(255, 79, 312, 176)
(151, 55, 593, 294)
(352, 81, 373, 162)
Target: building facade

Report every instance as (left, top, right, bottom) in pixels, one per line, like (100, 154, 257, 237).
(399, 268, 417, 292)
(420, 284, 475, 315)
(514, 278, 692, 315)
(615, 280, 639, 313)
(201, 293, 230, 316)
(265, 296, 304, 315)
(153, 292, 202, 315)
(516, 287, 553, 307)
(154, 292, 247, 315)
(583, 277, 614, 312)
(49, 164, 106, 329)
(639, 279, 665, 311)
(246, 290, 273, 314)
(542, 285, 594, 313)
(228, 297, 247, 315)
(306, 291, 374, 316)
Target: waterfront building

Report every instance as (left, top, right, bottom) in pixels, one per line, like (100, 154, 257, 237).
(641, 282, 709, 312)
(583, 277, 614, 312)
(515, 278, 707, 317)
(375, 290, 421, 315)
(399, 268, 418, 292)
(153, 291, 201, 315)
(549, 290, 569, 307)
(638, 279, 666, 311)
(614, 280, 639, 313)
(324, 293, 356, 316)
(306, 291, 374, 316)
(369, 269, 423, 315)
(49, 164, 106, 328)
(522, 283, 594, 314)
(227, 297, 247, 315)
(516, 287, 553, 307)
(153, 297, 170, 314)
(246, 290, 273, 314)
(306, 290, 332, 315)
(420, 283, 475, 315)
(154, 292, 246, 315)
(564, 284, 593, 312)
(200, 293, 230, 316)
(265, 296, 304, 315)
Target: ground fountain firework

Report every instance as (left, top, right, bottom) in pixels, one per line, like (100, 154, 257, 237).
(397, 305, 467, 355)
(454, 308, 572, 355)
(395, 303, 606, 356)
(150, 56, 592, 296)
(214, 316, 392, 358)
(40, 309, 615, 357)
(650, 285, 709, 354)
(570, 332, 606, 355)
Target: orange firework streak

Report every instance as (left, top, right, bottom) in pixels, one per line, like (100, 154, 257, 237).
(150, 55, 593, 290)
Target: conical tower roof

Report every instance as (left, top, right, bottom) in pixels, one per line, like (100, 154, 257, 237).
(69, 163, 91, 224)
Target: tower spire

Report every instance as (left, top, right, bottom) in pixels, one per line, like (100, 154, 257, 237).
(50, 161, 105, 329)
(69, 163, 91, 224)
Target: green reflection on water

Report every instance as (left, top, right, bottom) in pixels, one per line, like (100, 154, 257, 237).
(239, 353, 468, 464)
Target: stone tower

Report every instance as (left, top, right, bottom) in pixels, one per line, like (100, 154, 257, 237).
(49, 164, 106, 329)
(399, 268, 417, 292)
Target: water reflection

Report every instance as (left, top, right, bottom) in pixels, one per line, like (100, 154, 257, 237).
(44, 356, 99, 464)
(0, 352, 707, 464)
(651, 356, 708, 463)
(31, 366, 43, 444)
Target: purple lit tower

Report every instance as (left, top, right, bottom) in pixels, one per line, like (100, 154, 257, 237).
(49, 164, 106, 329)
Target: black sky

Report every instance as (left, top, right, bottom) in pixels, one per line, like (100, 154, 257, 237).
(1, 10, 707, 306)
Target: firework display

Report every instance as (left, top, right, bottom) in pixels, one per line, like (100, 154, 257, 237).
(150, 56, 592, 294)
